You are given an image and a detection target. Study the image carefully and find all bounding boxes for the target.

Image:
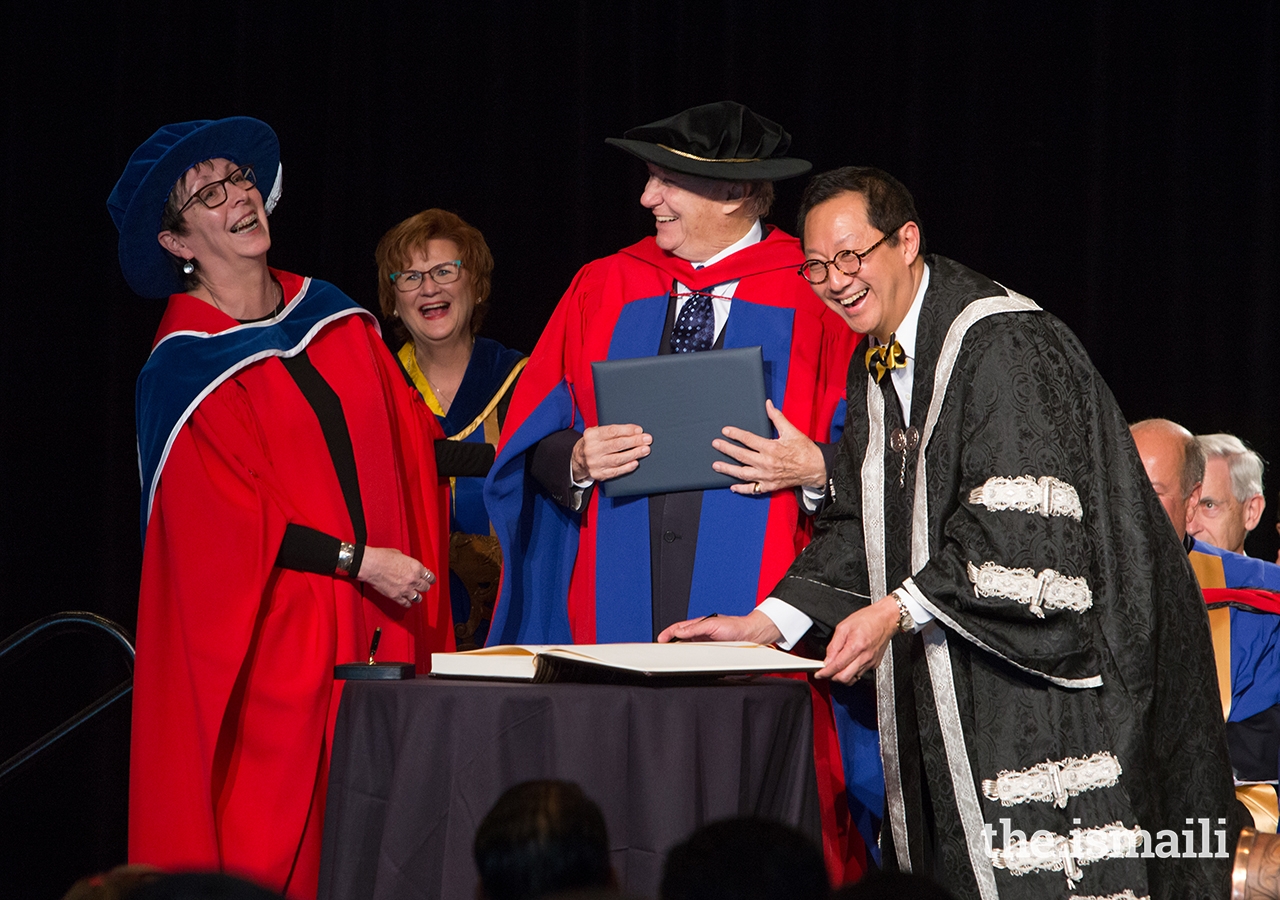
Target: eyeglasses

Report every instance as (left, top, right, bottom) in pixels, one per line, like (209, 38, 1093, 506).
(798, 225, 902, 285)
(177, 165, 257, 215)
(389, 261, 464, 291)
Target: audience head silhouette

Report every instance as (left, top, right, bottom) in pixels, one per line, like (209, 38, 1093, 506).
(831, 870, 958, 900)
(659, 816, 828, 900)
(474, 780, 614, 900)
(128, 872, 285, 900)
(60, 865, 162, 900)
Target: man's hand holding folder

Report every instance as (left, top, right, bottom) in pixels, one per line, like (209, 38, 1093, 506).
(711, 399, 826, 495)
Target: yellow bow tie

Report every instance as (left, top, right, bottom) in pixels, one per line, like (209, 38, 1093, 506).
(865, 335, 907, 383)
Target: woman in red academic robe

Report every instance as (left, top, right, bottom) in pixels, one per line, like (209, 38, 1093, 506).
(107, 117, 453, 899)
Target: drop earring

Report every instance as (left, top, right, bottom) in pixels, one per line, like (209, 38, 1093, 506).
(182, 260, 196, 275)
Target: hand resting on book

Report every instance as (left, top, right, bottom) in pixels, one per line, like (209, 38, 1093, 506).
(658, 609, 783, 646)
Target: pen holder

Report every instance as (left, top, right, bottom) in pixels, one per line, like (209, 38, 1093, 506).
(334, 662, 415, 680)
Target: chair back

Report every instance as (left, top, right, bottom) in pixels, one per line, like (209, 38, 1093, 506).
(1234, 827, 1280, 899)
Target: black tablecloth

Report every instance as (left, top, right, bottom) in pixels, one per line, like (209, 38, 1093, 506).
(317, 675, 820, 900)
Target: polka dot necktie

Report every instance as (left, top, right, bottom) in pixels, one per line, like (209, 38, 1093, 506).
(670, 291, 716, 353)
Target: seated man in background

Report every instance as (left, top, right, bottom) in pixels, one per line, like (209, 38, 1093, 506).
(1131, 420, 1280, 589)
(473, 780, 615, 900)
(1189, 432, 1267, 556)
(1132, 418, 1280, 827)
(1129, 418, 1204, 538)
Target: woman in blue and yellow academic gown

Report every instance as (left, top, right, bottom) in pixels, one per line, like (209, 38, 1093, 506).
(376, 209, 526, 649)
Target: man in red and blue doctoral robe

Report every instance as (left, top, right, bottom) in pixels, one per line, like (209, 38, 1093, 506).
(483, 102, 870, 879)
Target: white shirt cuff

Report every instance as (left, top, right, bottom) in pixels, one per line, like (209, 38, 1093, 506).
(569, 465, 594, 511)
(894, 583, 934, 632)
(756, 597, 814, 650)
(799, 485, 825, 514)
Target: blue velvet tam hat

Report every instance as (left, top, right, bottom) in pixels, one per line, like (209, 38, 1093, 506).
(107, 117, 281, 298)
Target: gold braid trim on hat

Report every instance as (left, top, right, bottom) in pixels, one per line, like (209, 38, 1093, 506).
(656, 144, 763, 163)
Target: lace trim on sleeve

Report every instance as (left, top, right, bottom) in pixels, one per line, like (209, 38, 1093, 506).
(968, 474, 1083, 521)
(982, 751, 1122, 808)
(967, 561, 1093, 618)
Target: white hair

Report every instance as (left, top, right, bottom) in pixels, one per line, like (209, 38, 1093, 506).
(1196, 433, 1264, 501)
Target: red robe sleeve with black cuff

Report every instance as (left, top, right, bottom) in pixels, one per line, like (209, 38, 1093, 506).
(129, 272, 452, 899)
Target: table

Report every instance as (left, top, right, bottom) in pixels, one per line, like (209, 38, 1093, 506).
(317, 675, 820, 900)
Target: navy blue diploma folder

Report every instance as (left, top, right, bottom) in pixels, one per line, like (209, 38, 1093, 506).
(591, 346, 771, 498)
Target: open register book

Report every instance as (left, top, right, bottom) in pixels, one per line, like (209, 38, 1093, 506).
(430, 642, 822, 684)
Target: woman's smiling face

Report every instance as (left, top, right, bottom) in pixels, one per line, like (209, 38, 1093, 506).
(160, 158, 271, 274)
(393, 239, 477, 349)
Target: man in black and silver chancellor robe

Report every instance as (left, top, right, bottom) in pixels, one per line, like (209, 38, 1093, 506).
(661, 166, 1243, 900)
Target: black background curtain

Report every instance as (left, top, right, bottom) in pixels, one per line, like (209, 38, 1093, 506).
(1, 2, 1276, 896)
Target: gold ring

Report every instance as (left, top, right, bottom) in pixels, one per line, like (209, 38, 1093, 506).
(752, 482, 761, 495)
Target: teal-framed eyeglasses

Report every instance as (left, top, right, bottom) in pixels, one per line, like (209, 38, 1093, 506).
(389, 260, 463, 291)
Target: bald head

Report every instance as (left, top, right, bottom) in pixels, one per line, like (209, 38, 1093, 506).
(1130, 418, 1204, 540)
